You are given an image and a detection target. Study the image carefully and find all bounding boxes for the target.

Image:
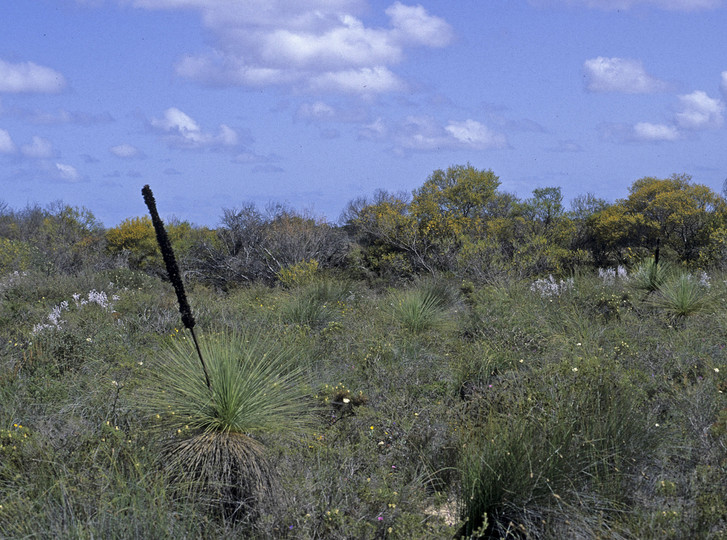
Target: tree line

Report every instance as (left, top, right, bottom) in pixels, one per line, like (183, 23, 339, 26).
(2, 164, 726, 285)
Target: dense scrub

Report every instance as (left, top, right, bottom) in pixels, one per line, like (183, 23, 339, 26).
(1, 171, 726, 538)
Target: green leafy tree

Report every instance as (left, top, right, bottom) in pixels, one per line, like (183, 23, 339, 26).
(348, 165, 501, 275)
(590, 174, 726, 263)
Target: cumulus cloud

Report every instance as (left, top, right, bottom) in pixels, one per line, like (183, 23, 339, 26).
(55, 163, 81, 182)
(444, 119, 508, 149)
(385, 2, 453, 46)
(600, 122, 680, 143)
(151, 107, 239, 149)
(633, 122, 680, 141)
(0, 59, 66, 93)
(0, 129, 17, 154)
(309, 66, 404, 94)
(360, 115, 507, 153)
(583, 57, 667, 93)
(21, 136, 54, 159)
(133, 1, 452, 95)
(110, 143, 143, 158)
(674, 90, 724, 130)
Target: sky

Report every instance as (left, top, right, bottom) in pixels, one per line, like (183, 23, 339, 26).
(1, 0, 727, 228)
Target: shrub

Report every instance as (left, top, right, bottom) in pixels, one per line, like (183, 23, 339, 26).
(277, 259, 320, 288)
(280, 283, 347, 331)
(631, 258, 670, 295)
(143, 331, 313, 519)
(459, 357, 652, 538)
(652, 271, 714, 320)
(392, 288, 448, 334)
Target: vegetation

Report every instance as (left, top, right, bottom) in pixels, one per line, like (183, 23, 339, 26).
(1, 168, 726, 538)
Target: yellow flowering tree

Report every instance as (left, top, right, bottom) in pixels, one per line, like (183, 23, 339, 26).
(589, 174, 727, 263)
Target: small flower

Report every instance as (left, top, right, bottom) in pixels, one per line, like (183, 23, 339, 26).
(572, 367, 578, 372)
(86, 337, 92, 342)
(377, 516, 383, 521)
(715, 368, 720, 373)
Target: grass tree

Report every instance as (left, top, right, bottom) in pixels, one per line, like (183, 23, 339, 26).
(141, 185, 312, 519)
(652, 271, 714, 320)
(145, 331, 311, 518)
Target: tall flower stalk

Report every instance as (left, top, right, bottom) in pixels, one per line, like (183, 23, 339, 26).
(142, 184, 211, 390)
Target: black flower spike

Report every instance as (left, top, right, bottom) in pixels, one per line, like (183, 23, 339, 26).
(142, 185, 195, 329)
(142, 184, 211, 390)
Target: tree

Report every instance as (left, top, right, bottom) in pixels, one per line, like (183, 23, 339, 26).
(346, 165, 501, 276)
(525, 187, 564, 229)
(589, 174, 726, 263)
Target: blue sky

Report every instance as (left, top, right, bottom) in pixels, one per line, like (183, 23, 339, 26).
(1, 0, 727, 227)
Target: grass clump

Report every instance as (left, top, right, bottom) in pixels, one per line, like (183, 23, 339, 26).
(392, 280, 459, 334)
(630, 258, 670, 295)
(459, 356, 652, 539)
(651, 271, 714, 320)
(144, 331, 312, 519)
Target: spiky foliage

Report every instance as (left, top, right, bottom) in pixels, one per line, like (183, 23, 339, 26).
(145, 331, 312, 517)
(392, 287, 448, 334)
(630, 258, 671, 294)
(652, 272, 714, 320)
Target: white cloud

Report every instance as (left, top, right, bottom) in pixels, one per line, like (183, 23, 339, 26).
(601, 121, 680, 143)
(110, 143, 143, 158)
(309, 66, 405, 94)
(583, 57, 667, 93)
(367, 115, 506, 153)
(55, 163, 81, 182)
(21, 136, 54, 159)
(133, 1, 452, 96)
(385, 2, 453, 47)
(261, 19, 400, 70)
(674, 90, 724, 130)
(152, 107, 200, 133)
(0, 59, 66, 93)
(444, 119, 508, 149)
(633, 122, 680, 141)
(0, 129, 17, 154)
(151, 107, 239, 149)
